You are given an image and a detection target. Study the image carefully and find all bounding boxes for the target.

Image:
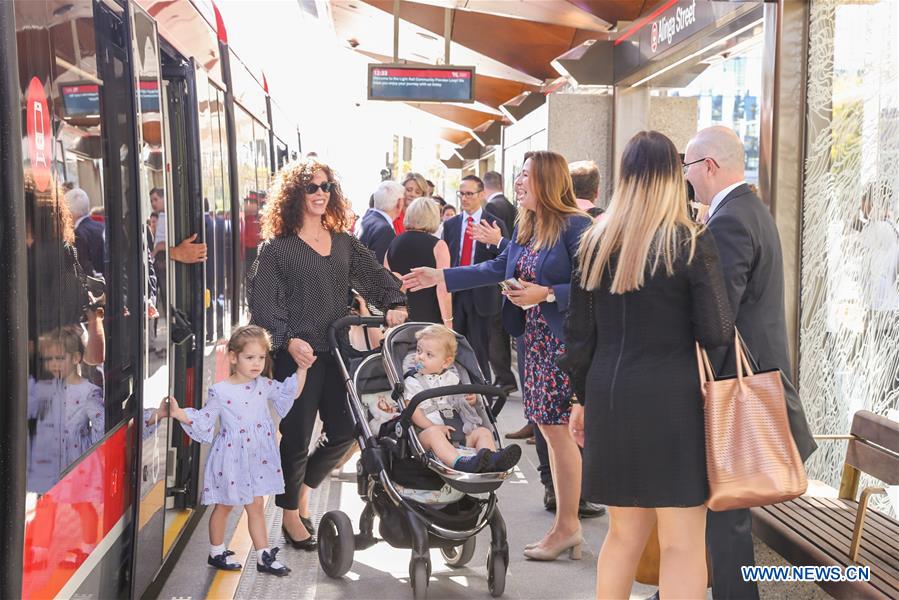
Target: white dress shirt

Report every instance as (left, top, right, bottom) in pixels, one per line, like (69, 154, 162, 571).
(708, 181, 747, 220)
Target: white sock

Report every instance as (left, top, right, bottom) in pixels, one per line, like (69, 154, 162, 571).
(257, 547, 286, 569)
(210, 544, 240, 564)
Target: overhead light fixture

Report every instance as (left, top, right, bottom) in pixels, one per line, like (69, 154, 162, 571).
(499, 91, 545, 124)
(551, 39, 615, 88)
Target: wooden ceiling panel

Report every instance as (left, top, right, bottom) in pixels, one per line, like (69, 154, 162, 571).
(410, 103, 498, 129)
(363, 0, 592, 81)
(564, 0, 648, 26)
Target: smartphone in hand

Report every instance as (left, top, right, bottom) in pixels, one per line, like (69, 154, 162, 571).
(499, 278, 525, 292)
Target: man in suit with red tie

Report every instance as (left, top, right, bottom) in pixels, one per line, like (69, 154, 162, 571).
(442, 175, 509, 383)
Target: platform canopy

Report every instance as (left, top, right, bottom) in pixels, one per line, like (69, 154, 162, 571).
(330, 0, 645, 152)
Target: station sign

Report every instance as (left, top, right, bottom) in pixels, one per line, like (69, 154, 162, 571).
(368, 65, 475, 103)
(614, 0, 748, 78)
(60, 83, 100, 117)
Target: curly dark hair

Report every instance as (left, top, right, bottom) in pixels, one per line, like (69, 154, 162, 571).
(261, 159, 348, 239)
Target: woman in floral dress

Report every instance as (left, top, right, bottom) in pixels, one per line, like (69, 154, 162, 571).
(402, 151, 592, 561)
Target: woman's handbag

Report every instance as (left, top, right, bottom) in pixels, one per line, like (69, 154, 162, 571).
(696, 330, 808, 511)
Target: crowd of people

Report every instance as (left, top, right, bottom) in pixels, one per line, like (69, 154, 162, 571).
(32, 122, 814, 596)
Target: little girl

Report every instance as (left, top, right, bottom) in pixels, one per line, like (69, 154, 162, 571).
(168, 325, 305, 577)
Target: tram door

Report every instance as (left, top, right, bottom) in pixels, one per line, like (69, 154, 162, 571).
(130, 3, 172, 596)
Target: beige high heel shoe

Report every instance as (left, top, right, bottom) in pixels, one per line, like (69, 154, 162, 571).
(522, 530, 584, 561)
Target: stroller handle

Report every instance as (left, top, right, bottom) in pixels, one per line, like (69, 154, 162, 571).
(397, 384, 507, 431)
(327, 315, 387, 350)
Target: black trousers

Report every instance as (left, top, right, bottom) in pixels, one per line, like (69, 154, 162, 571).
(488, 313, 516, 388)
(453, 290, 492, 384)
(273, 350, 355, 510)
(706, 508, 760, 600)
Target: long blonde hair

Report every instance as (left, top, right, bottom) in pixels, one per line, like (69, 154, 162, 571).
(578, 131, 699, 294)
(516, 151, 586, 250)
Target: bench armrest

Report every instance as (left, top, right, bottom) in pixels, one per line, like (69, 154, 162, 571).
(849, 486, 887, 563)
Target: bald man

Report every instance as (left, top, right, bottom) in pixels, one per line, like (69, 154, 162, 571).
(684, 126, 816, 599)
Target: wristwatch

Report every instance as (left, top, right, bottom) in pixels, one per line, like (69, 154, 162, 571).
(545, 287, 556, 303)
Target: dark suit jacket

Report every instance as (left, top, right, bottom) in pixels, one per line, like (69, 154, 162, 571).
(485, 193, 516, 231)
(444, 215, 592, 339)
(707, 183, 817, 461)
(442, 210, 509, 317)
(74, 217, 105, 277)
(359, 209, 396, 265)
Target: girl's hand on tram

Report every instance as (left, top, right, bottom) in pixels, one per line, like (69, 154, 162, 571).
(288, 338, 316, 369)
(402, 267, 443, 291)
(386, 308, 408, 327)
(569, 404, 585, 448)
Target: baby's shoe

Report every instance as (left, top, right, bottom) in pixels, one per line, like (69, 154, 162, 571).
(208, 549, 242, 571)
(482, 444, 522, 472)
(453, 448, 490, 473)
(257, 547, 290, 576)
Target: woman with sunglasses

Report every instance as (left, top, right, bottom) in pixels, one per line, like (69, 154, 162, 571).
(248, 159, 408, 549)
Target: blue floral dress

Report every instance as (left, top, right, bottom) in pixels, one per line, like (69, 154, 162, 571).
(182, 374, 298, 505)
(515, 242, 574, 425)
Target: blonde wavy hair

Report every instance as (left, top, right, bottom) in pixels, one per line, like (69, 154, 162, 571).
(516, 151, 586, 250)
(261, 159, 348, 239)
(577, 131, 699, 294)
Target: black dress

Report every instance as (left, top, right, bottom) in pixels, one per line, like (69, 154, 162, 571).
(559, 230, 734, 508)
(386, 230, 442, 323)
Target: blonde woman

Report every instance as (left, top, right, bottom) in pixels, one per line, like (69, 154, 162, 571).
(385, 197, 453, 325)
(403, 151, 592, 560)
(559, 131, 734, 599)
(396, 172, 428, 234)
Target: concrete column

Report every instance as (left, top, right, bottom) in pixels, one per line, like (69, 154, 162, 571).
(546, 92, 614, 207)
(649, 96, 699, 153)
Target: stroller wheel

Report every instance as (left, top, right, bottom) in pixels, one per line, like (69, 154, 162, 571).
(317, 511, 355, 578)
(440, 536, 476, 568)
(410, 559, 429, 600)
(487, 552, 507, 598)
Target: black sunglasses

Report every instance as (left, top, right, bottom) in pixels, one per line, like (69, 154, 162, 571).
(304, 181, 335, 194)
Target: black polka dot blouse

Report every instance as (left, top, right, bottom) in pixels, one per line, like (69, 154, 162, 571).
(248, 232, 406, 352)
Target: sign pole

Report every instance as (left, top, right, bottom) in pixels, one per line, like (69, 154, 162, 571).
(393, 0, 400, 62)
(444, 7, 452, 65)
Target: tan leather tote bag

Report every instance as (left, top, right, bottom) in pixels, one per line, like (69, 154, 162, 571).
(696, 330, 807, 511)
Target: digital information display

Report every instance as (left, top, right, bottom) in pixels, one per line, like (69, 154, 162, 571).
(368, 65, 475, 103)
(60, 84, 100, 117)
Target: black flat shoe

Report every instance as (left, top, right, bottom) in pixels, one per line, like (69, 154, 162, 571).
(256, 547, 290, 576)
(282, 525, 317, 550)
(300, 515, 316, 536)
(208, 549, 242, 571)
(578, 499, 607, 519)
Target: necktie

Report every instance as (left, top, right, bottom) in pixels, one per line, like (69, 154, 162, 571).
(460, 216, 474, 266)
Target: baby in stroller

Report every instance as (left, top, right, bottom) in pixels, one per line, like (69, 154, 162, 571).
(371, 325, 521, 473)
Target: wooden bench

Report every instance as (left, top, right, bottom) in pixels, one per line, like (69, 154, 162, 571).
(752, 410, 899, 599)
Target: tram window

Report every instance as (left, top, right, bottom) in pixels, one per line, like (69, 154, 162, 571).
(20, 0, 145, 500)
(197, 80, 233, 340)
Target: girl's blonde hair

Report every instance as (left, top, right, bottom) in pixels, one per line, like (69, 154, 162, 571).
(516, 151, 586, 250)
(578, 131, 700, 294)
(228, 325, 272, 354)
(404, 197, 441, 233)
(415, 325, 457, 360)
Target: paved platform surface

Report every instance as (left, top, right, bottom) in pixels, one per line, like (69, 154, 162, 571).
(159, 389, 828, 600)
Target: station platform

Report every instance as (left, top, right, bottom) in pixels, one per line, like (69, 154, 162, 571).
(159, 391, 826, 600)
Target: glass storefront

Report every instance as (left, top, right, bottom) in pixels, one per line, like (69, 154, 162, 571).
(801, 0, 899, 515)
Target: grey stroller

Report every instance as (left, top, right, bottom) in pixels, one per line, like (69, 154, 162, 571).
(317, 317, 514, 599)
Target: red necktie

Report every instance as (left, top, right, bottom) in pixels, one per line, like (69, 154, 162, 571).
(460, 216, 474, 266)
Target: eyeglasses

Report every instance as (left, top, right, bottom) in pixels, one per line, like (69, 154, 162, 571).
(304, 181, 335, 194)
(682, 157, 719, 175)
(457, 190, 480, 199)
